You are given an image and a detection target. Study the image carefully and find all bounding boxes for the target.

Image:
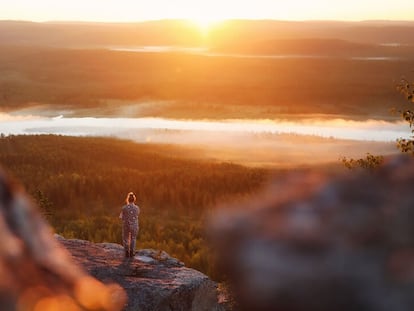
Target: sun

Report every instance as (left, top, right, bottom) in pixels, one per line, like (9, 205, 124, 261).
(188, 16, 224, 35)
(183, 6, 228, 35)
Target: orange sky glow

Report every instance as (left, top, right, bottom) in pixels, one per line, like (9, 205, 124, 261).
(1, 0, 414, 26)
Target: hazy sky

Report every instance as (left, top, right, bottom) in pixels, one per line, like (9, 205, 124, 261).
(1, 0, 414, 24)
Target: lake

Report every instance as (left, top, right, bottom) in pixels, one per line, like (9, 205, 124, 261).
(1, 112, 406, 166)
(0, 113, 409, 141)
(110, 46, 404, 61)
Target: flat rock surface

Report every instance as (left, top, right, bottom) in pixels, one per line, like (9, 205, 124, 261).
(58, 237, 222, 311)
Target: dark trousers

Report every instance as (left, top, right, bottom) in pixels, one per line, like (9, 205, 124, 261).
(122, 225, 138, 257)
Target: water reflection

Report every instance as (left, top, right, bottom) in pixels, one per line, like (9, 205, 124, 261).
(110, 46, 404, 61)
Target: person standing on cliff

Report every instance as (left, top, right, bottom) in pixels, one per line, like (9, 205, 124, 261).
(119, 192, 140, 258)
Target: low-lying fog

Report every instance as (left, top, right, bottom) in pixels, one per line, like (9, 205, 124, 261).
(110, 46, 405, 61)
(1, 112, 405, 167)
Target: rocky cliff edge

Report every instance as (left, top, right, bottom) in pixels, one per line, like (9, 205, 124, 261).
(57, 236, 222, 311)
(0, 165, 222, 311)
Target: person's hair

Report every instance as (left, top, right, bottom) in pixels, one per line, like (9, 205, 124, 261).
(126, 192, 136, 204)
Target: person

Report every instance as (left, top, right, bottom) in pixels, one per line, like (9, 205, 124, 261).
(119, 192, 140, 258)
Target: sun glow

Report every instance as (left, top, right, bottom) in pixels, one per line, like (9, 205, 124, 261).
(178, 3, 230, 35)
(188, 16, 224, 35)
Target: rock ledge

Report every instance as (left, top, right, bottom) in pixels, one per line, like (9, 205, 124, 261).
(57, 236, 222, 311)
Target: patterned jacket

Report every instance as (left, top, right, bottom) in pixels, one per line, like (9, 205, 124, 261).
(120, 203, 140, 229)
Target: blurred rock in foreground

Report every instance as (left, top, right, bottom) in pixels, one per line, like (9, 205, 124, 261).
(209, 155, 414, 311)
(0, 166, 126, 310)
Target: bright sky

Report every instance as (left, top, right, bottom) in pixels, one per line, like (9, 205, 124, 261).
(1, 0, 414, 24)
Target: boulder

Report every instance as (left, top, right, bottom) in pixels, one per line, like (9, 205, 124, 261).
(57, 237, 222, 311)
(209, 155, 414, 311)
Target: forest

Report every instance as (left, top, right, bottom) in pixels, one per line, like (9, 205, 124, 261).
(1, 44, 413, 120)
(0, 134, 274, 279)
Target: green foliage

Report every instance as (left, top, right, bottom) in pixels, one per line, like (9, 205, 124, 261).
(397, 78, 414, 103)
(0, 134, 271, 280)
(396, 78, 414, 155)
(341, 153, 384, 170)
(341, 78, 414, 170)
(33, 189, 54, 221)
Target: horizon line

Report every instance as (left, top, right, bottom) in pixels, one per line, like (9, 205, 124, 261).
(1, 18, 414, 25)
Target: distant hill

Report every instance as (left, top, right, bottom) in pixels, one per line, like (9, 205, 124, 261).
(1, 19, 414, 50)
(1, 19, 414, 120)
(208, 19, 414, 45)
(0, 19, 204, 47)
